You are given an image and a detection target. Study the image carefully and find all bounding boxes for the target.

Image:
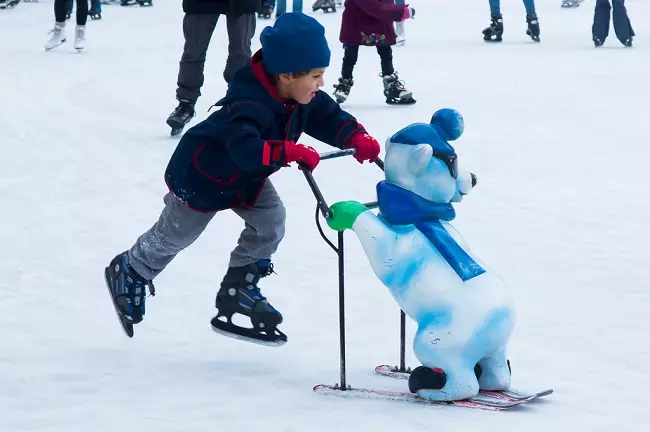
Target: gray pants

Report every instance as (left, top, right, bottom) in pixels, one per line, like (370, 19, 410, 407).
(128, 181, 286, 281)
(176, 12, 256, 103)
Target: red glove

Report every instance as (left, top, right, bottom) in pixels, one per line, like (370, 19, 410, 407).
(284, 141, 321, 172)
(348, 133, 380, 164)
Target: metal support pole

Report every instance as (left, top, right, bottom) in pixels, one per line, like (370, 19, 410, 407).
(338, 231, 347, 389)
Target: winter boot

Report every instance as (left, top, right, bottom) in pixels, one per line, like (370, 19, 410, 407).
(104, 252, 156, 338)
(44, 23, 67, 51)
(166, 99, 195, 136)
(333, 77, 353, 104)
(382, 72, 416, 105)
(482, 14, 503, 42)
(74, 25, 86, 51)
(526, 14, 541, 42)
(211, 260, 286, 346)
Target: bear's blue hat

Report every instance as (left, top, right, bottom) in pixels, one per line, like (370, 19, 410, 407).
(260, 13, 331, 74)
(389, 109, 464, 156)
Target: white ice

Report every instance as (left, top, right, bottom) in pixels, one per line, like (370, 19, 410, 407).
(1, 0, 649, 431)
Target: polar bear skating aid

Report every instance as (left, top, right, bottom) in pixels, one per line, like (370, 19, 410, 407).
(327, 109, 516, 401)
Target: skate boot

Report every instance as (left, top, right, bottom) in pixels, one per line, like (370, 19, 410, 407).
(104, 252, 156, 338)
(561, 0, 582, 8)
(593, 35, 604, 47)
(333, 77, 353, 104)
(482, 14, 503, 42)
(526, 14, 540, 42)
(89, 1, 102, 19)
(166, 99, 195, 136)
(120, 0, 137, 5)
(382, 72, 416, 105)
(623, 37, 633, 47)
(211, 260, 286, 347)
(0, 0, 22, 10)
(313, 0, 335, 13)
(44, 23, 67, 51)
(74, 25, 85, 52)
(136, 0, 153, 6)
(258, 3, 272, 19)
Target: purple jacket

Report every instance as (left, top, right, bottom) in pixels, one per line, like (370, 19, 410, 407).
(339, 0, 407, 46)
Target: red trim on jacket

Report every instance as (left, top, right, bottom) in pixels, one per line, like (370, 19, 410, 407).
(250, 50, 287, 104)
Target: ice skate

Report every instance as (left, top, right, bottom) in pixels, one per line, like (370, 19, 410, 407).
(211, 260, 286, 347)
(74, 25, 85, 52)
(382, 72, 416, 106)
(333, 77, 353, 104)
(482, 14, 503, 42)
(312, 0, 335, 13)
(166, 99, 195, 137)
(44, 23, 67, 51)
(104, 252, 156, 338)
(526, 14, 540, 42)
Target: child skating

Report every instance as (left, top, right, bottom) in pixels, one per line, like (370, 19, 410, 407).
(104, 13, 381, 346)
(482, 0, 540, 42)
(333, 0, 416, 105)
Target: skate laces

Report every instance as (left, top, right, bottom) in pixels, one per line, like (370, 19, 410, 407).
(384, 73, 406, 91)
(256, 260, 276, 278)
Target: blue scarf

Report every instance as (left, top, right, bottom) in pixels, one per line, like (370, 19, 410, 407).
(376, 181, 485, 282)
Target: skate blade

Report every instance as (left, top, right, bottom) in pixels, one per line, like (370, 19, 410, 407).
(45, 39, 67, 51)
(104, 267, 134, 338)
(211, 318, 287, 347)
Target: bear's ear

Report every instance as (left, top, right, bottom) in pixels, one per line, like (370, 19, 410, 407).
(408, 144, 433, 176)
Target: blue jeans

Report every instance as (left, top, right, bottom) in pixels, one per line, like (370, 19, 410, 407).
(489, 0, 536, 16)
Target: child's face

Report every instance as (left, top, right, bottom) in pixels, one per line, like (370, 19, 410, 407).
(278, 68, 326, 104)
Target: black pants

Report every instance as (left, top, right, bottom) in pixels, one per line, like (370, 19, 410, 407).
(592, 0, 634, 43)
(55, 0, 87, 25)
(341, 45, 394, 79)
(176, 13, 256, 103)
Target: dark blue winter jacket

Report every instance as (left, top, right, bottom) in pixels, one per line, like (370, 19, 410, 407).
(165, 50, 366, 212)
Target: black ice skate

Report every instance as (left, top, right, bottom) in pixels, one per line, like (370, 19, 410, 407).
(258, 4, 273, 19)
(120, 0, 137, 5)
(136, 0, 153, 6)
(382, 72, 416, 106)
(526, 14, 540, 42)
(166, 99, 195, 136)
(89, 0, 101, 20)
(333, 77, 353, 104)
(0, 0, 21, 9)
(593, 35, 604, 47)
(104, 252, 156, 338)
(482, 14, 504, 42)
(211, 260, 286, 347)
(313, 0, 336, 13)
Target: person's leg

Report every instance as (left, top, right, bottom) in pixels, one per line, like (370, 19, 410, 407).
(229, 181, 286, 268)
(128, 193, 218, 280)
(592, 0, 612, 43)
(488, 0, 501, 15)
(341, 45, 359, 79)
(75, 0, 88, 26)
(377, 45, 395, 77)
(176, 13, 220, 104)
(54, 0, 67, 23)
(611, 0, 633, 44)
(522, 0, 536, 16)
(224, 12, 256, 86)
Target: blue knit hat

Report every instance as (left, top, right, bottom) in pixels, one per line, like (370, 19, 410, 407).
(260, 13, 331, 74)
(389, 109, 465, 156)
